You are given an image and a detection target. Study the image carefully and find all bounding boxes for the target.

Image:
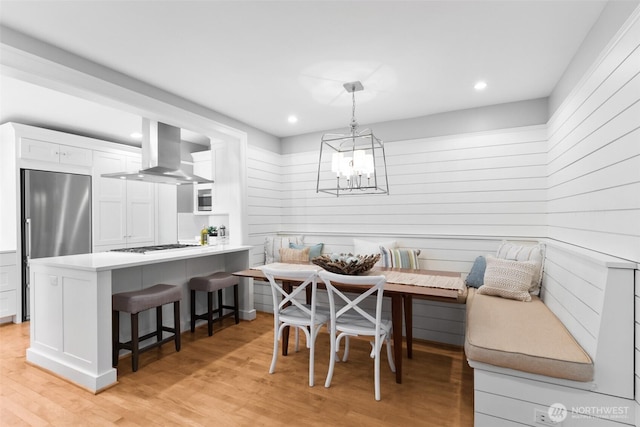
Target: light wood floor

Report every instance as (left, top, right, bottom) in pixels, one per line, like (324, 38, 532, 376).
(0, 312, 473, 426)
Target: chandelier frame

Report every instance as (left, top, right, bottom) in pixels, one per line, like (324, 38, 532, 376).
(316, 81, 389, 197)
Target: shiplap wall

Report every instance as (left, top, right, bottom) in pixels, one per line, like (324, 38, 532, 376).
(280, 126, 548, 238)
(546, 13, 640, 263)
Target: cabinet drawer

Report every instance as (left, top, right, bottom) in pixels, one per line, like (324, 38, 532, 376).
(0, 290, 17, 318)
(0, 264, 17, 292)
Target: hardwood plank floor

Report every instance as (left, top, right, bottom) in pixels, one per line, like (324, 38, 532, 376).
(0, 312, 473, 426)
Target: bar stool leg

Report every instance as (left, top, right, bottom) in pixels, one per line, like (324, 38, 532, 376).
(190, 289, 196, 333)
(233, 284, 239, 324)
(156, 306, 163, 342)
(174, 301, 181, 351)
(207, 291, 214, 336)
(217, 289, 224, 323)
(131, 312, 139, 372)
(112, 310, 120, 367)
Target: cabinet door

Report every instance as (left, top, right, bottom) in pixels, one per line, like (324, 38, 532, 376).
(20, 138, 60, 163)
(125, 158, 155, 246)
(60, 145, 92, 167)
(93, 152, 127, 247)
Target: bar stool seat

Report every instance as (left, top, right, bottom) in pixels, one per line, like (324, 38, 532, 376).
(189, 272, 239, 336)
(112, 284, 182, 372)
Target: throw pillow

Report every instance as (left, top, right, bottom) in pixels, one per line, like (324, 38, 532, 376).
(289, 243, 324, 260)
(477, 256, 537, 302)
(264, 235, 304, 264)
(279, 247, 310, 263)
(380, 247, 421, 269)
(353, 238, 397, 266)
(496, 241, 545, 295)
(465, 255, 486, 288)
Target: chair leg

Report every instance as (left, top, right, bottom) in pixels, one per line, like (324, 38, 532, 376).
(309, 324, 320, 387)
(270, 320, 281, 374)
(174, 300, 181, 351)
(190, 289, 196, 333)
(233, 284, 239, 324)
(131, 312, 139, 372)
(386, 334, 396, 372)
(342, 336, 350, 362)
(325, 327, 336, 388)
(207, 291, 214, 336)
(217, 289, 224, 323)
(112, 310, 120, 367)
(374, 335, 381, 401)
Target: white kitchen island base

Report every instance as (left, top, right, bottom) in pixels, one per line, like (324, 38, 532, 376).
(27, 245, 252, 393)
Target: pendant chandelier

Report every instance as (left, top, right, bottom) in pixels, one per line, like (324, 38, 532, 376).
(316, 81, 389, 196)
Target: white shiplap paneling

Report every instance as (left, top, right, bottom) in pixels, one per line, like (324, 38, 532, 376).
(547, 16, 640, 262)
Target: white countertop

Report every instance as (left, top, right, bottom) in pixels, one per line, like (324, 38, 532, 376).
(28, 244, 252, 272)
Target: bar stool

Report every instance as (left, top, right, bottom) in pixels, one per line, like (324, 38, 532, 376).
(112, 284, 182, 372)
(189, 272, 240, 336)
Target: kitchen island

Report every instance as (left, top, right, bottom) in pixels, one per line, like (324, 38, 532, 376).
(27, 244, 252, 393)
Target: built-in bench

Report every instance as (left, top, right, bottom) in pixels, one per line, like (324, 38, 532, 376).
(465, 288, 594, 383)
(465, 241, 637, 426)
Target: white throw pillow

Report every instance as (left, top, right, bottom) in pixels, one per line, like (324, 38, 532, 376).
(478, 256, 537, 302)
(264, 235, 304, 264)
(496, 241, 545, 295)
(353, 238, 397, 267)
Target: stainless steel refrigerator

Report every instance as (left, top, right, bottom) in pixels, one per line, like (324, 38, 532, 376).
(21, 170, 92, 321)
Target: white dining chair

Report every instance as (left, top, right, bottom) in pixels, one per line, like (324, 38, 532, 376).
(318, 270, 396, 401)
(262, 268, 328, 386)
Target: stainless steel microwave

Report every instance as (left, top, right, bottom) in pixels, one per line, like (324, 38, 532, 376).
(196, 188, 212, 212)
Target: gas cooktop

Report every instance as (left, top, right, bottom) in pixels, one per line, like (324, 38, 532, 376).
(110, 244, 200, 254)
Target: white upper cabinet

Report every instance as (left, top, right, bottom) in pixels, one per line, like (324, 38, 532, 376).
(93, 152, 155, 250)
(20, 137, 92, 167)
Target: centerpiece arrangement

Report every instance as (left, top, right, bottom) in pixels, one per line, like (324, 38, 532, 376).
(311, 253, 379, 275)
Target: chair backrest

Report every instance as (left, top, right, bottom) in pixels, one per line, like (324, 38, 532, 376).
(262, 268, 320, 317)
(318, 271, 387, 330)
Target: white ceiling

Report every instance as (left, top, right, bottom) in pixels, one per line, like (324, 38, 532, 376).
(0, 0, 607, 144)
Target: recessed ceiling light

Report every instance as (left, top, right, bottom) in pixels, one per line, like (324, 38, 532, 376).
(474, 81, 487, 91)
(287, 115, 298, 124)
(130, 132, 143, 139)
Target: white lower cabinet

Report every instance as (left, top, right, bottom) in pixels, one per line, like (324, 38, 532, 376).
(93, 151, 155, 249)
(0, 252, 18, 319)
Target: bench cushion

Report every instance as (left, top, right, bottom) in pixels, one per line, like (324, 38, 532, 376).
(465, 289, 594, 382)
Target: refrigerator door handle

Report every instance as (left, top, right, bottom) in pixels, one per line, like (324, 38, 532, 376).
(25, 218, 31, 260)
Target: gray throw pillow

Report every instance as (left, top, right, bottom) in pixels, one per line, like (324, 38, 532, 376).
(465, 256, 486, 288)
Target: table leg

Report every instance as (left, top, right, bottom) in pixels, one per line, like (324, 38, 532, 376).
(391, 294, 403, 384)
(404, 295, 413, 359)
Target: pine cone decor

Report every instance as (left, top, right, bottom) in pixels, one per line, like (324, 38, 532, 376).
(311, 253, 379, 275)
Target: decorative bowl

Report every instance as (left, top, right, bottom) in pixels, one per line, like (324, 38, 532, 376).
(311, 253, 380, 275)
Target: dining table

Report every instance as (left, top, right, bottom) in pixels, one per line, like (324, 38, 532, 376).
(233, 264, 467, 384)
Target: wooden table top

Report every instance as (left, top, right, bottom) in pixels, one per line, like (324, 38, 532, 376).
(233, 265, 468, 304)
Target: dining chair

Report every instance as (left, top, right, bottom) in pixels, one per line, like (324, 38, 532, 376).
(318, 270, 396, 401)
(262, 268, 328, 386)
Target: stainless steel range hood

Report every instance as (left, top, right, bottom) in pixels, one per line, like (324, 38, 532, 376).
(102, 119, 213, 185)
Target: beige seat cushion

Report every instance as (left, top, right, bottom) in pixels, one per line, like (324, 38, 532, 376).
(465, 289, 594, 382)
